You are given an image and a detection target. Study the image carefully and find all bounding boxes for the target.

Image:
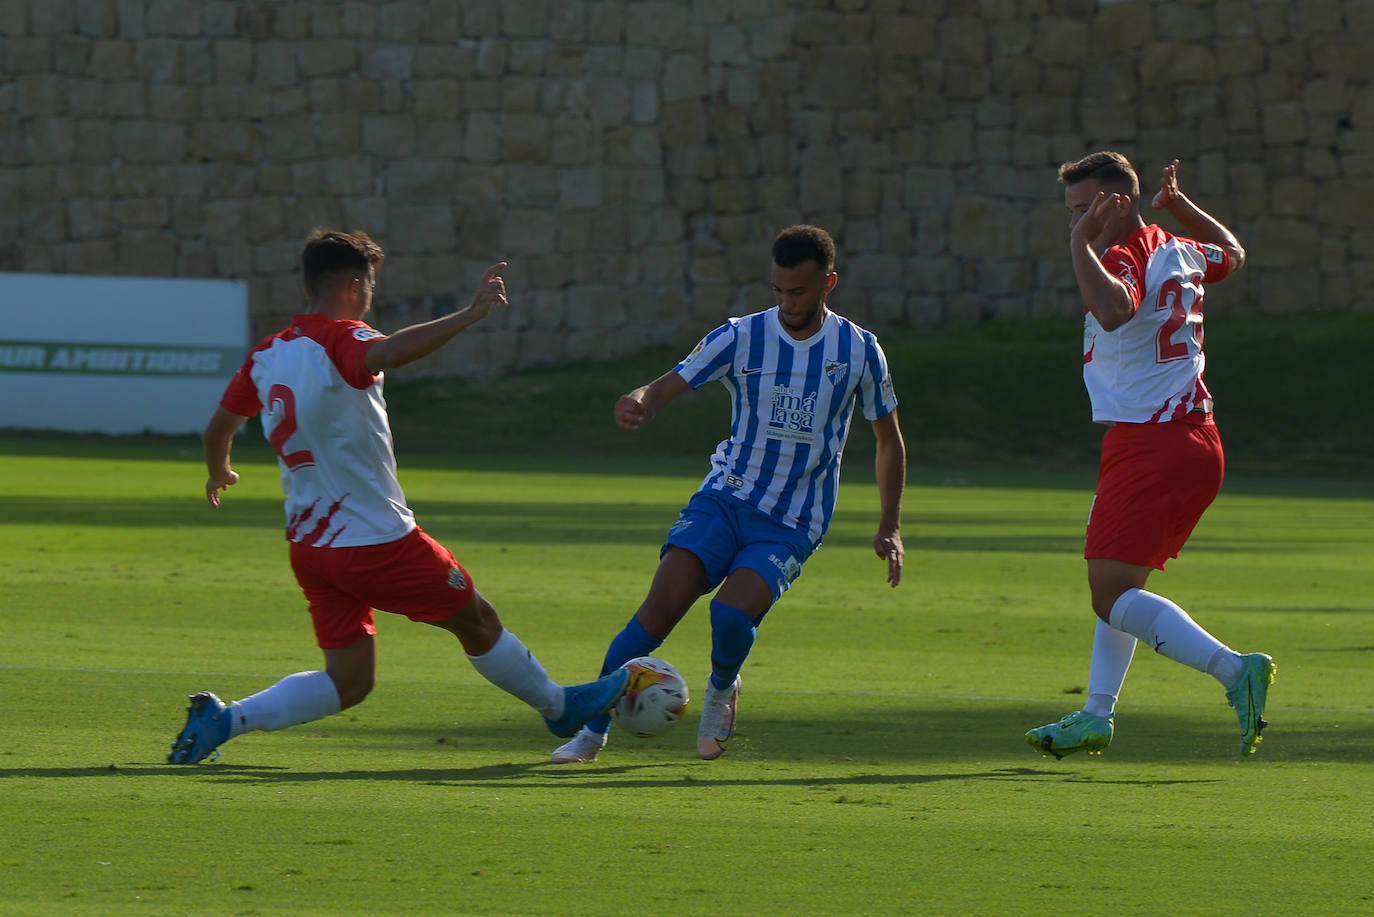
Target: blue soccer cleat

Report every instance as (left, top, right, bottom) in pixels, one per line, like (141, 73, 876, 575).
(167, 692, 232, 764)
(544, 668, 630, 738)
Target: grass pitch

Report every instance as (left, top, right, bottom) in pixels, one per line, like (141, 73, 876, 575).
(1, 445, 1371, 916)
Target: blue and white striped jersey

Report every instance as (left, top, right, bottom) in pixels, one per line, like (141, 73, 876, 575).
(674, 306, 898, 547)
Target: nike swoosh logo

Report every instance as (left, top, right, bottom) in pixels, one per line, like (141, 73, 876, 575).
(740, 367, 763, 375)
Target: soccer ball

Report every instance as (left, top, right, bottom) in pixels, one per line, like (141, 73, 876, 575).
(610, 656, 689, 738)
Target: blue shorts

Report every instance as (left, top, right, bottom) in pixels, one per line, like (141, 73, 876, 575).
(663, 489, 815, 603)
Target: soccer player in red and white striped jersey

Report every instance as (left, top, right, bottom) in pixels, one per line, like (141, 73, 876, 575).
(167, 230, 627, 764)
(1026, 154, 1275, 759)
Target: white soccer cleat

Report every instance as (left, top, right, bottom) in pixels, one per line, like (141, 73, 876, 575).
(550, 727, 608, 764)
(696, 675, 740, 760)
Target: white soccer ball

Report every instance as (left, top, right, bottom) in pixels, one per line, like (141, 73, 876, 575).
(610, 656, 690, 738)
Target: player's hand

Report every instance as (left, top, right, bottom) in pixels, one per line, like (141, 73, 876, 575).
(1152, 159, 1182, 210)
(467, 262, 509, 320)
(874, 530, 903, 587)
(614, 392, 649, 430)
(1070, 190, 1129, 245)
(206, 470, 239, 508)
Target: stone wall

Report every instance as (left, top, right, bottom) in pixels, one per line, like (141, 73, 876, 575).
(4, 0, 1371, 376)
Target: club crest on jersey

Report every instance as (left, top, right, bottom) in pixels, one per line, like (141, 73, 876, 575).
(824, 359, 848, 384)
(447, 565, 468, 591)
(352, 327, 385, 342)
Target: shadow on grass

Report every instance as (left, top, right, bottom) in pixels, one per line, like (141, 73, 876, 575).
(0, 762, 1219, 791)
(5, 704, 1368, 783)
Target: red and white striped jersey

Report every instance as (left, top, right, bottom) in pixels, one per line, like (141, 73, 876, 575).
(1083, 224, 1232, 424)
(220, 313, 416, 547)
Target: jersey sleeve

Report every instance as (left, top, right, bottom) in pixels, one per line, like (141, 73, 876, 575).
(323, 321, 385, 389)
(1187, 239, 1231, 282)
(1100, 244, 1148, 308)
(673, 320, 737, 389)
(219, 352, 263, 417)
(855, 334, 898, 422)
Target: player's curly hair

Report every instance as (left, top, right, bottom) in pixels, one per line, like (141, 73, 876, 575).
(1058, 151, 1140, 202)
(772, 224, 836, 273)
(300, 229, 385, 300)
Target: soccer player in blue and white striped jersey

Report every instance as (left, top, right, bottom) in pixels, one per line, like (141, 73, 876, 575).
(552, 225, 907, 763)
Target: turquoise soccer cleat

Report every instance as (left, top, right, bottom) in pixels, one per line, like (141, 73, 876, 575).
(545, 668, 629, 738)
(1026, 710, 1114, 759)
(167, 692, 231, 764)
(1226, 653, 1276, 755)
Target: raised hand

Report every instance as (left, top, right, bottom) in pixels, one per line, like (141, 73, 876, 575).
(468, 262, 509, 320)
(1152, 158, 1182, 210)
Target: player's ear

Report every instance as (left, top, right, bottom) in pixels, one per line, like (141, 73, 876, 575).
(824, 271, 838, 293)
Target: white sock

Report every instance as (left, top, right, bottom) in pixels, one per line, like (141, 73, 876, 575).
(467, 629, 562, 718)
(229, 670, 341, 737)
(1083, 617, 1137, 716)
(1108, 588, 1242, 685)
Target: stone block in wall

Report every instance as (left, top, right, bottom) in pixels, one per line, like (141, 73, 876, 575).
(662, 52, 707, 102)
(799, 145, 844, 211)
(388, 205, 457, 254)
(112, 119, 187, 161)
(624, 3, 690, 50)
(67, 196, 111, 239)
(63, 240, 117, 274)
(500, 208, 557, 255)
(504, 163, 558, 208)
(501, 112, 551, 162)
(1260, 100, 1307, 145)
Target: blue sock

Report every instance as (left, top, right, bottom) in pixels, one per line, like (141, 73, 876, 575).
(709, 600, 757, 691)
(586, 615, 662, 735)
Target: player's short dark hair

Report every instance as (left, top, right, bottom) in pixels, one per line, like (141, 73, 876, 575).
(772, 224, 836, 273)
(300, 229, 385, 300)
(1058, 151, 1140, 202)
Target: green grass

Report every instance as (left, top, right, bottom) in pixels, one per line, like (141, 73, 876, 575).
(2, 446, 1372, 915)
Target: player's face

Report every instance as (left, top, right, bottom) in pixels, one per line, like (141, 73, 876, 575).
(771, 260, 836, 338)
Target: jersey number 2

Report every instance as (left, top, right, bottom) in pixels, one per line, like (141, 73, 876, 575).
(267, 384, 316, 470)
(1154, 277, 1202, 363)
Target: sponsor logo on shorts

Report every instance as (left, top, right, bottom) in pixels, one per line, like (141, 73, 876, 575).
(768, 552, 801, 583)
(668, 517, 693, 536)
(447, 565, 468, 590)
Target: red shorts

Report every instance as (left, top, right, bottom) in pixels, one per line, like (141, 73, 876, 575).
(288, 527, 477, 649)
(1085, 419, 1224, 571)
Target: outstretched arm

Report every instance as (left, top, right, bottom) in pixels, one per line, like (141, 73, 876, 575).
(204, 406, 249, 507)
(871, 410, 906, 587)
(365, 262, 509, 371)
(1153, 159, 1246, 272)
(614, 371, 691, 431)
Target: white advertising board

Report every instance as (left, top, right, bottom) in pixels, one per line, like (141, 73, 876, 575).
(0, 272, 249, 434)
